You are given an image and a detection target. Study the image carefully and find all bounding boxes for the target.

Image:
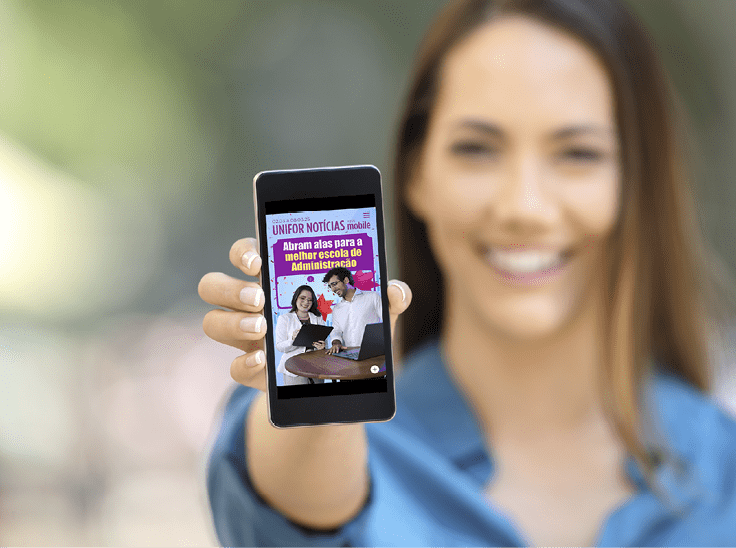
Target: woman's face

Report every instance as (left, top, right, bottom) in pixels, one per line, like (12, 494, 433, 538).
(296, 290, 314, 313)
(409, 16, 621, 340)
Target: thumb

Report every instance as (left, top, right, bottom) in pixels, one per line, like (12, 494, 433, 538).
(387, 280, 412, 338)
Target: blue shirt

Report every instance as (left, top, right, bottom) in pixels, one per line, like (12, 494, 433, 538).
(207, 341, 736, 546)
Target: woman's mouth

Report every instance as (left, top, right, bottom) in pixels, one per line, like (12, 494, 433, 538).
(482, 246, 574, 283)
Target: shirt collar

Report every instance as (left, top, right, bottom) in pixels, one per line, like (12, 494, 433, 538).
(397, 340, 489, 468)
(338, 288, 362, 304)
(398, 339, 708, 512)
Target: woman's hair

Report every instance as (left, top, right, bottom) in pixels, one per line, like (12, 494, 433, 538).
(395, 0, 735, 498)
(289, 285, 320, 316)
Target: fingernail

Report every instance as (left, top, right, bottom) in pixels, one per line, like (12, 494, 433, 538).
(246, 351, 265, 367)
(240, 287, 263, 307)
(389, 282, 406, 303)
(242, 251, 259, 270)
(240, 316, 264, 333)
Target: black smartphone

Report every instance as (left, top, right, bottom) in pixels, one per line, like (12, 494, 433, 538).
(253, 165, 396, 427)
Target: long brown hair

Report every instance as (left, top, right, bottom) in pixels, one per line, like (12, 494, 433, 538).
(395, 0, 734, 496)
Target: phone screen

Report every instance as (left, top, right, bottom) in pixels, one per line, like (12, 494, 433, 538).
(264, 194, 388, 400)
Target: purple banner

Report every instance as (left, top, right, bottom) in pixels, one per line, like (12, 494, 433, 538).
(272, 233, 373, 277)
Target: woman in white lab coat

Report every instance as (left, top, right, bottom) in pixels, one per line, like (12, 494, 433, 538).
(274, 285, 327, 385)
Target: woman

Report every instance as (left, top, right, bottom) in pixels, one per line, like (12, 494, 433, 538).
(274, 285, 327, 385)
(199, 0, 736, 545)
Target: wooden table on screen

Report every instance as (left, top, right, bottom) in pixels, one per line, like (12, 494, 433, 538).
(285, 348, 386, 380)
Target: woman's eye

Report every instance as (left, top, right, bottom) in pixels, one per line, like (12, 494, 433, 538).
(449, 141, 499, 158)
(559, 148, 604, 163)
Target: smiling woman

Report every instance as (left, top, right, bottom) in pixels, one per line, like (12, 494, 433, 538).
(406, 16, 621, 341)
(203, 0, 736, 545)
(273, 285, 327, 386)
(398, 0, 733, 474)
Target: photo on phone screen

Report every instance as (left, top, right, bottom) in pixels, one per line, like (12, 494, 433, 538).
(264, 194, 388, 399)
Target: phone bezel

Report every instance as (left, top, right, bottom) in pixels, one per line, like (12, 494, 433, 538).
(253, 165, 396, 428)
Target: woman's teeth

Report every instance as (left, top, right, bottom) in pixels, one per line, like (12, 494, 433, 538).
(486, 248, 565, 274)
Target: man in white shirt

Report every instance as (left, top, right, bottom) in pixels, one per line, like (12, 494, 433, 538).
(322, 267, 382, 354)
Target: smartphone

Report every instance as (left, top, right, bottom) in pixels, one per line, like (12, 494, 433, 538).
(253, 165, 396, 427)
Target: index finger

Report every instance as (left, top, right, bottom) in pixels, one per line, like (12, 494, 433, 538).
(230, 238, 263, 277)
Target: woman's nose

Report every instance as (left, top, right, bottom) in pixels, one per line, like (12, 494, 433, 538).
(492, 155, 559, 232)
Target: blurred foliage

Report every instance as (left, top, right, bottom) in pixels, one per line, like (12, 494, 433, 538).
(1, 0, 218, 189)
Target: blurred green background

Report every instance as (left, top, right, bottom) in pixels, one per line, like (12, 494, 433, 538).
(1, 0, 735, 544)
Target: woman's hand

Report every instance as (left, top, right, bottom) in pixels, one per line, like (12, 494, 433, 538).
(313, 340, 326, 351)
(198, 237, 412, 392)
(292, 329, 299, 341)
(200, 237, 412, 530)
(198, 238, 268, 391)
